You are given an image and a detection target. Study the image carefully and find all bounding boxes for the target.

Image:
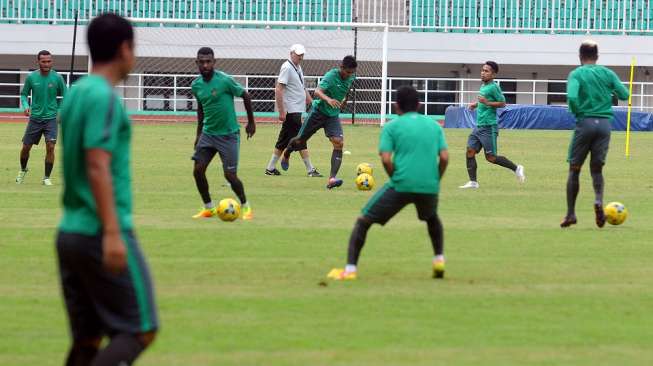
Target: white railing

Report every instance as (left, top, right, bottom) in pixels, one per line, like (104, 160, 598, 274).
(0, 0, 651, 35)
(3, 70, 653, 117)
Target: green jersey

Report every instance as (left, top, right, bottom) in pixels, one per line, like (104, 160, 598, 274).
(567, 64, 630, 121)
(314, 68, 355, 117)
(379, 112, 448, 194)
(476, 81, 505, 127)
(191, 71, 245, 136)
(20, 70, 67, 120)
(58, 75, 133, 235)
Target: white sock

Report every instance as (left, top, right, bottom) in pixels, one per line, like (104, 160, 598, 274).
(267, 154, 280, 171)
(205, 201, 215, 209)
(302, 156, 314, 172)
(434, 255, 445, 262)
(345, 264, 357, 273)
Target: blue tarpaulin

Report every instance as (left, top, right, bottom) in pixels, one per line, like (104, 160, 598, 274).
(444, 105, 653, 131)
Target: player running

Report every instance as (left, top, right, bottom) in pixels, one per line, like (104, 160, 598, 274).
(560, 40, 629, 228)
(328, 85, 449, 280)
(459, 61, 525, 189)
(280, 55, 357, 189)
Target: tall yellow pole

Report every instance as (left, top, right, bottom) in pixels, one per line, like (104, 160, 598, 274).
(625, 57, 635, 157)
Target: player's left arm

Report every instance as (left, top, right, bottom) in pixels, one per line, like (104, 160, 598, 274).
(378, 125, 394, 177)
(438, 129, 449, 179)
(612, 71, 630, 101)
(380, 152, 394, 177)
(241, 91, 256, 139)
(57, 75, 67, 106)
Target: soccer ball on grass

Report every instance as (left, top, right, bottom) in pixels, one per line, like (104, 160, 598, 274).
(217, 198, 241, 222)
(604, 202, 628, 225)
(355, 173, 375, 191)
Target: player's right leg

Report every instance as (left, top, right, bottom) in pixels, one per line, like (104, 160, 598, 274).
(460, 130, 481, 189)
(17, 118, 42, 183)
(191, 133, 218, 218)
(328, 185, 408, 280)
(218, 132, 253, 220)
(589, 118, 611, 228)
(413, 193, 445, 278)
(42, 117, 58, 186)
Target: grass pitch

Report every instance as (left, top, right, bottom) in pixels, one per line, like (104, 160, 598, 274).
(1, 122, 653, 366)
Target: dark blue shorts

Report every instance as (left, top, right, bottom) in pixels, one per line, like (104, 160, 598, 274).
(297, 107, 343, 141)
(467, 125, 498, 156)
(22, 117, 57, 145)
(362, 184, 438, 225)
(56, 230, 159, 340)
(567, 118, 611, 166)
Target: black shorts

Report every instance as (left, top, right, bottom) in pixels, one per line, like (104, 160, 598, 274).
(22, 117, 57, 145)
(56, 230, 159, 340)
(361, 184, 438, 225)
(567, 117, 611, 166)
(192, 132, 240, 172)
(275, 113, 307, 150)
(296, 107, 343, 142)
(467, 125, 498, 156)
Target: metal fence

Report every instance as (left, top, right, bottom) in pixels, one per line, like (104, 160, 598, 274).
(2, 70, 652, 117)
(0, 0, 651, 34)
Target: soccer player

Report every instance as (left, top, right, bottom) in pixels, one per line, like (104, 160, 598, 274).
(280, 55, 357, 189)
(265, 44, 321, 177)
(328, 85, 449, 280)
(459, 61, 525, 189)
(560, 40, 629, 228)
(16, 50, 67, 185)
(56, 13, 158, 365)
(191, 47, 256, 220)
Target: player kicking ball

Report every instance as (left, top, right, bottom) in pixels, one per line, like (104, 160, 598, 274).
(459, 61, 525, 189)
(280, 55, 357, 189)
(328, 85, 449, 280)
(190, 47, 256, 220)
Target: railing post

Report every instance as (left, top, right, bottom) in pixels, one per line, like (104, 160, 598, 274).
(173, 75, 177, 112)
(424, 78, 428, 115)
(532, 80, 536, 104)
(460, 79, 464, 106)
(138, 74, 143, 111)
(641, 83, 644, 111)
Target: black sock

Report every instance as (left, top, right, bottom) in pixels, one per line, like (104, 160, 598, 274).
(45, 162, 53, 178)
(426, 215, 444, 256)
(466, 156, 477, 181)
(91, 333, 144, 366)
(347, 218, 372, 265)
(65, 344, 98, 366)
(193, 169, 212, 204)
(20, 156, 28, 171)
(493, 155, 517, 171)
(590, 167, 604, 205)
(566, 170, 580, 217)
(330, 149, 343, 178)
(226, 175, 247, 205)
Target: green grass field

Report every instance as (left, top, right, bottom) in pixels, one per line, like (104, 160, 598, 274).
(2, 122, 653, 366)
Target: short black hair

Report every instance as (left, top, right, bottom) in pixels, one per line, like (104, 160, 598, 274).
(396, 85, 420, 112)
(87, 13, 133, 63)
(485, 61, 499, 73)
(37, 50, 51, 60)
(342, 55, 357, 69)
(579, 40, 598, 60)
(197, 47, 214, 57)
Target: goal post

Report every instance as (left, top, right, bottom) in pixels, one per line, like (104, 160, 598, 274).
(124, 18, 389, 125)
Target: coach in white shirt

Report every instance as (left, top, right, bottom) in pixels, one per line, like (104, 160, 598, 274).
(265, 44, 322, 177)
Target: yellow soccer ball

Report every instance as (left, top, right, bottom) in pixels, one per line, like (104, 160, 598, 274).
(355, 173, 375, 191)
(217, 198, 241, 222)
(356, 163, 373, 176)
(604, 202, 628, 225)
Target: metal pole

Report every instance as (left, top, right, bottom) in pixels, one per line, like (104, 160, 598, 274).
(379, 24, 388, 126)
(351, 0, 358, 125)
(68, 10, 78, 87)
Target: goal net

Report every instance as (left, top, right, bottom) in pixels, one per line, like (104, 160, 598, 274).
(122, 19, 389, 125)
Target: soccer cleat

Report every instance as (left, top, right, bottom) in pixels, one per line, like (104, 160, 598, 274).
(16, 169, 28, 184)
(242, 205, 253, 220)
(280, 157, 290, 171)
(265, 168, 281, 176)
(42, 178, 53, 186)
(432, 259, 445, 279)
(594, 203, 606, 228)
(327, 268, 357, 281)
(515, 165, 526, 183)
(560, 215, 577, 228)
(326, 177, 344, 189)
(307, 168, 323, 177)
(192, 207, 217, 219)
(459, 181, 479, 189)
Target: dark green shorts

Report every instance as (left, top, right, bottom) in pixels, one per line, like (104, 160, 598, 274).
(567, 118, 611, 166)
(467, 125, 498, 156)
(362, 184, 438, 225)
(192, 131, 240, 172)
